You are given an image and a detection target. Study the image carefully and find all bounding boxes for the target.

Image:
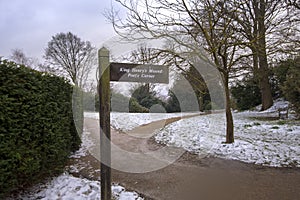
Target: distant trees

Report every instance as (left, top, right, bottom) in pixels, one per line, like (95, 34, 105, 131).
(108, 0, 299, 142)
(130, 84, 162, 110)
(44, 32, 95, 136)
(111, 91, 131, 112)
(108, 0, 241, 143)
(10, 49, 38, 70)
(169, 73, 210, 112)
(232, 0, 299, 110)
(44, 32, 96, 89)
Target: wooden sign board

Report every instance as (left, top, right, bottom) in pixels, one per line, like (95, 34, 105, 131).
(110, 62, 169, 84)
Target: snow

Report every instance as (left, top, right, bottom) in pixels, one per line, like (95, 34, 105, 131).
(84, 101, 299, 167)
(155, 111, 300, 167)
(12, 129, 144, 200)
(254, 98, 290, 113)
(12, 173, 143, 200)
(70, 129, 95, 158)
(84, 111, 201, 131)
(10, 100, 299, 199)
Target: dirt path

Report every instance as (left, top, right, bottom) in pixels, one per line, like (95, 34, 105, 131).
(82, 116, 300, 200)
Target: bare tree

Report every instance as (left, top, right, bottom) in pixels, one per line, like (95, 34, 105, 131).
(126, 44, 209, 111)
(10, 49, 39, 69)
(286, 0, 300, 9)
(231, 0, 300, 110)
(44, 32, 96, 89)
(253, 0, 274, 110)
(107, 0, 254, 143)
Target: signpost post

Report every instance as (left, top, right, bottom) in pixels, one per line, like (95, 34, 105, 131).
(98, 47, 111, 200)
(98, 47, 169, 200)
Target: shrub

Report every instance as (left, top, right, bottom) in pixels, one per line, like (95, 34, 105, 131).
(281, 57, 300, 116)
(271, 58, 296, 98)
(83, 91, 97, 111)
(231, 77, 261, 111)
(111, 92, 130, 112)
(165, 91, 181, 113)
(129, 98, 149, 113)
(131, 84, 163, 109)
(0, 60, 81, 197)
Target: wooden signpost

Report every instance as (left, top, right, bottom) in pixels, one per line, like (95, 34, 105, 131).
(98, 47, 169, 200)
(110, 62, 169, 83)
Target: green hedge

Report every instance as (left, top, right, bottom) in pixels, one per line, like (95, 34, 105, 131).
(0, 60, 81, 197)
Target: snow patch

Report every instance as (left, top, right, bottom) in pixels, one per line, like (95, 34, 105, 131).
(155, 112, 300, 167)
(85, 112, 201, 131)
(12, 173, 143, 200)
(70, 130, 94, 158)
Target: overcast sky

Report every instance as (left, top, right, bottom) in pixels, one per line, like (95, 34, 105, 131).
(0, 0, 121, 61)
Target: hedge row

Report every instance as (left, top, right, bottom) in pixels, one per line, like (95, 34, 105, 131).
(0, 60, 81, 197)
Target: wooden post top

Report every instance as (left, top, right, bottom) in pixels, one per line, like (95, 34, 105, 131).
(99, 47, 110, 57)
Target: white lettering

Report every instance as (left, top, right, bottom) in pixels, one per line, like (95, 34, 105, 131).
(141, 74, 155, 78)
(149, 68, 163, 73)
(132, 68, 147, 73)
(120, 67, 130, 73)
(127, 73, 140, 78)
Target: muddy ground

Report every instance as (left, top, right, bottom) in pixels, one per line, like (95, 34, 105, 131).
(67, 117, 300, 200)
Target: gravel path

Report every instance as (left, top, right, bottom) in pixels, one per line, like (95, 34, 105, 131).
(82, 117, 300, 200)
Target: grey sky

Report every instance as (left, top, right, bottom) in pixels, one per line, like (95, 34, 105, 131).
(0, 0, 119, 61)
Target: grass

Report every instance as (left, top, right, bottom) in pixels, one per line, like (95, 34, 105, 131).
(271, 126, 280, 129)
(277, 120, 287, 125)
(248, 116, 279, 121)
(244, 124, 252, 128)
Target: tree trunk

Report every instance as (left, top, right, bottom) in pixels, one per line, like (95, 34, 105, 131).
(257, 27, 273, 110)
(224, 74, 234, 143)
(198, 92, 204, 112)
(258, 65, 273, 110)
(252, 50, 273, 110)
(256, 0, 273, 110)
(252, 50, 259, 80)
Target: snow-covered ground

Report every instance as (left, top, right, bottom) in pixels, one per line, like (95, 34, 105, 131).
(85, 112, 201, 131)
(12, 129, 144, 200)
(155, 100, 300, 167)
(10, 100, 299, 199)
(84, 100, 299, 167)
(11, 173, 143, 200)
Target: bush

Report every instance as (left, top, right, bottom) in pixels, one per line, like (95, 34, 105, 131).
(165, 91, 181, 113)
(271, 60, 291, 98)
(111, 92, 130, 112)
(281, 58, 300, 116)
(83, 91, 96, 111)
(131, 84, 163, 109)
(231, 77, 261, 111)
(129, 98, 149, 113)
(0, 60, 81, 198)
